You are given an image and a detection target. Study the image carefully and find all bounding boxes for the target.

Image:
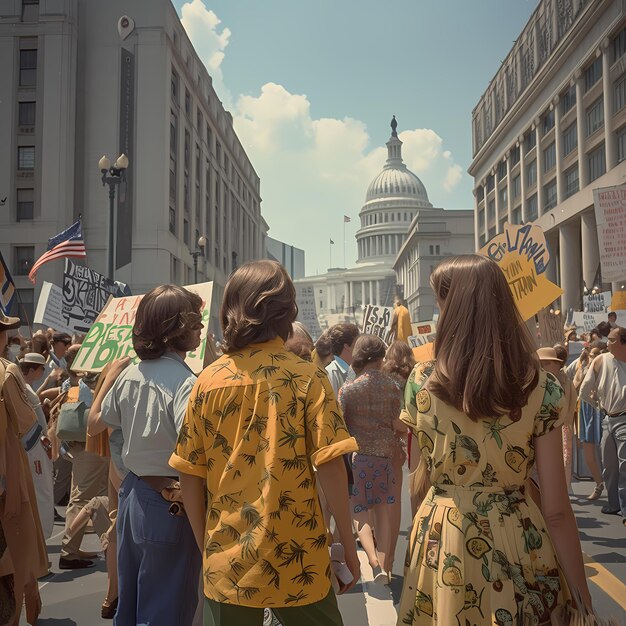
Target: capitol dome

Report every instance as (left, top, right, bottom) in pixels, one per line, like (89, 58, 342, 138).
(355, 117, 433, 265)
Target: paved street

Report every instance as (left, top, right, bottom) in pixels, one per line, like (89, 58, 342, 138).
(24, 474, 625, 626)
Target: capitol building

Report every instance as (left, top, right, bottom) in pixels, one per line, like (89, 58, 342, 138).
(295, 118, 474, 329)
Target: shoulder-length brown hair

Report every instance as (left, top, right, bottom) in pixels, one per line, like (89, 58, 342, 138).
(382, 340, 416, 384)
(220, 260, 297, 352)
(351, 334, 386, 373)
(427, 254, 539, 421)
(133, 285, 203, 360)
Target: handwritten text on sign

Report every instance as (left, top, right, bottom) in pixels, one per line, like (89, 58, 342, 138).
(362, 304, 394, 345)
(593, 185, 626, 282)
(479, 223, 563, 321)
(72, 282, 213, 374)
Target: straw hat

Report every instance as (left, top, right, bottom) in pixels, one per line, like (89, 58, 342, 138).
(20, 353, 47, 366)
(0, 311, 21, 331)
(536, 347, 562, 363)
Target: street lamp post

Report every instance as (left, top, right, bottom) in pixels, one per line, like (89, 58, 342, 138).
(190, 235, 206, 284)
(98, 153, 129, 281)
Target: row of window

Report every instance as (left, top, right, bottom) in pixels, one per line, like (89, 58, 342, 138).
(362, 211, 414, 226)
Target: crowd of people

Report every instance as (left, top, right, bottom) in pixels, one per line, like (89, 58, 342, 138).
(0, 254, 623, 625)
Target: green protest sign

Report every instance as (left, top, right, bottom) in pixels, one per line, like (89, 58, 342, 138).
(72, 282, 213, 374)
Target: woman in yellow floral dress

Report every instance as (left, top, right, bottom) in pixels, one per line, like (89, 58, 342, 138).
(397, 255, 591, 626)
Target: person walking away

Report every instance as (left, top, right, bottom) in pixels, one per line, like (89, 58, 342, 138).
(339, 335, 405, 585)
(312, 332, 333, 370)
(381, 340, 415, 534)
(0, 311, 47, 625)
(390, 297, 412, 343)
(171, 260, 360, 626)
(58, 346, 108, 569)
(397, 255, 592, 625)
(18, 353, 54, 538)
(580, 327, 626, 524)
(325, 323, 359, 397)
(573, 346, 605, 499)
(100, 285, 204, 626)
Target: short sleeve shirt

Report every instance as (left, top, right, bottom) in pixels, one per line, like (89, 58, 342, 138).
(170, 338, 358, 608)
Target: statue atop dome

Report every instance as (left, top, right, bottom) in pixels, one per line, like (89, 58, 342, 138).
(390, 115, 398, 137)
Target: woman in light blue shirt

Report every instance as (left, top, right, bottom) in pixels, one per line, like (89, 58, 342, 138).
(90, 285, 204, 626)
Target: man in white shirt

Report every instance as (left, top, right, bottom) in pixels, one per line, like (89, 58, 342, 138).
(579, 327, 626, 522)
(325, 323, 359, 397)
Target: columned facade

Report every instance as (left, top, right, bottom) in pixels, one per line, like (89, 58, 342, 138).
(469, 0, 626, 311)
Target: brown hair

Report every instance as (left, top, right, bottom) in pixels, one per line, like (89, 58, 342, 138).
(552, 343, 568, 366)
(314, 332, 333, 358)
(351, 334, 386, 373)
(64, 344, 82, 371)
(30, 334, 50, 359)
(133, 285, 203, 360)
(220, 260, 297, 352)
(327, 323, 360, 356)
(382, 340, 416, 383)
(427, 255, 540, 421)
(284, 335, 313, 361)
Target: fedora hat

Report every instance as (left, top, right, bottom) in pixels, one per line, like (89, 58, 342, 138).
(536, 347, 562, 363)
(0, 311, 21, 331)
(20, 352, 46, 366)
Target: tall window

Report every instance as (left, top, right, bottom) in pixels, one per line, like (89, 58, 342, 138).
(184, 89, 191, 116)
(17, 188, 33, 221)
(171, 68, 179, 103)
(19, 49, 37, 86)
(544, 180, 557, 211)
(512, 207, 522, 225)
(561, 85, 576, 115)
(612, 26, 626, 63)
(543, 142, 556, 172)
(510, 146, 520, 166)
(184, 129, 190, 170)
(614, 74, 626, 113)
(586, 97, 604, 136)
(542, 109, 555, 135)
(17, 146, 34, 170)
(169, 207, 176, 234)
(525, 130, 536, 152)
(584, 57, 602, 92)
(498, 187, 507, 209)
(527, 194, 538, 221)
(183, 218, 189, 244)
(513, 174, 521, 198)
(564, 165, 579, 198)
(478, 209, 485, 228)
(588, 144, 606, 182)
(497, 161, 506, 179)
(563, 122, 577, 156)
(617, 127, 626, 163)
(487, 199, 495, 221)
(14, 246, 34, 275)
(170, 110, 177, 154)
(169, 156, 176, 201)
(18, 101, 35, 126)
(526, 160, 537, 187)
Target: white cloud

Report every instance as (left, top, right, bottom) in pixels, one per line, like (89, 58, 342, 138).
(179, 0, 231, 105)
(178, 4, 469, 274)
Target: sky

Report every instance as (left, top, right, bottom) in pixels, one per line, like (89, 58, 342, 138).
(173, 0, 538, 275)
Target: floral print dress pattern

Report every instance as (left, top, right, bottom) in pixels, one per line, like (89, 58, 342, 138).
(398, 363, 570, 626)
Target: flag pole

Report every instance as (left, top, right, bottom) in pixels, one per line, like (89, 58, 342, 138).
(329, 239, 332, 268)
(343, 220, 346, 268)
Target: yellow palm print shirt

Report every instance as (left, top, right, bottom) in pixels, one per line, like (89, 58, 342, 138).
(170, 338, 358, 608)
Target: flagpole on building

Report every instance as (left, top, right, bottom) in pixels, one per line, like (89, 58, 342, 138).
(329, 239, 332, 268)
(343, 220, 346, 268)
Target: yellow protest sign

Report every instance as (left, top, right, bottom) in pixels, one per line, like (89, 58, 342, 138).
(610, 290, 626, 311)
(479, 223, 563, 322)
(72, 282, 213, 374)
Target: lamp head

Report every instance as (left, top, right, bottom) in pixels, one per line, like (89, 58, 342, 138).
(197, 235, 207, 248)
(98, 155, 111, 172)
(115, 153, 129, 170)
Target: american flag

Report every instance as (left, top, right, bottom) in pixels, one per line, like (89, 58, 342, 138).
(28, 220, 87, 284)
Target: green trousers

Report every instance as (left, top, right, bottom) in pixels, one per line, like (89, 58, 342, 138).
(203, 588, 344, 626)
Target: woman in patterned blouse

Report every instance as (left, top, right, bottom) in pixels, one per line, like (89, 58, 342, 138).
(338, 334, 406, 585)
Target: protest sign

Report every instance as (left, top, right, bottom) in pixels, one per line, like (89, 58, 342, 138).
(408, 320, 437, 348)
(536, 308, 564, 347)
(72, 282, 213, 374)
(294, 284, 322, 340)
(610, 290, 626, 311)
(62, 260, 119, 334)
(361, 304, 394, 345)
(479, 223, 563, 321)
(583, 291, 611, 314)
(411, 342, 434, 363)
(33, 282, 73, 334)
(593, 185, 626, 282)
